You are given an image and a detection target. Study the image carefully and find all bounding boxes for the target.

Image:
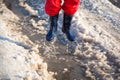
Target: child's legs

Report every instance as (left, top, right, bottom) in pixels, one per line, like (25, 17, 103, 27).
(62, 0, 80, 16)
(45, 0, 61, 16)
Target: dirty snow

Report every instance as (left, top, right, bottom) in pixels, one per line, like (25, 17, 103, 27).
(0, 0, 120, 80)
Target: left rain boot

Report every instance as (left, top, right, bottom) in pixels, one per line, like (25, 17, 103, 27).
(62, 14, 75, 41)
(46, 14, 58, 41)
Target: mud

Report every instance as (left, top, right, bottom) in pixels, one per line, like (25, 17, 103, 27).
(1, 0, 120, 80)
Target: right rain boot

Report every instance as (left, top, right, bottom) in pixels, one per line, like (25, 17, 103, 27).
(46, 14, 58, 41)
(62, 14, 75, 41)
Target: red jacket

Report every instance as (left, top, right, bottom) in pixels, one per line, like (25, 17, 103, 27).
(45, 0, 80, 16)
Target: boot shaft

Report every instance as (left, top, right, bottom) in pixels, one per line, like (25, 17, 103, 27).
(50, 14, 59, 30)
(63, 14, 73, 29)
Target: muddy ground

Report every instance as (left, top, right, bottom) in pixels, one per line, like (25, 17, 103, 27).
(0, 0, 120, 80)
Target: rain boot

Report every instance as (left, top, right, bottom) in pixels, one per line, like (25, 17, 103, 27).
(46, 14, 58, 41)
(62, 14, 75, 41)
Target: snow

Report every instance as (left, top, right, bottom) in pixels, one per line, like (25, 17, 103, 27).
(0, 0, 120, 80)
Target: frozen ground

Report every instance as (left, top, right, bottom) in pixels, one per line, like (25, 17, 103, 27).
(0, 0, 120, 80)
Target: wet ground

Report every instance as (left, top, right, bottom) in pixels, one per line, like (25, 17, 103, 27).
(2, 0, 120, 80)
